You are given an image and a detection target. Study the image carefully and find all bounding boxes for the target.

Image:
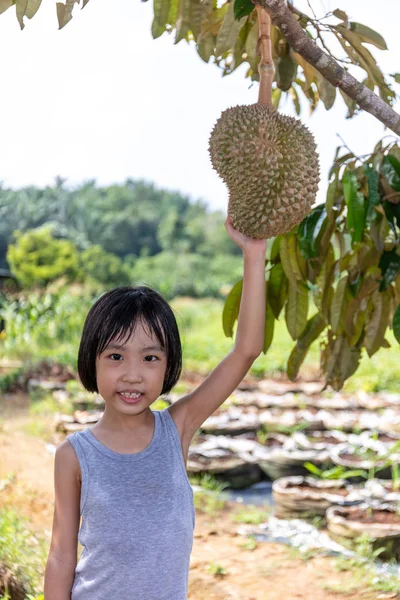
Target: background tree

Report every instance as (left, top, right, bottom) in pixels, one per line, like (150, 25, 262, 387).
(7, 226, 80, 288)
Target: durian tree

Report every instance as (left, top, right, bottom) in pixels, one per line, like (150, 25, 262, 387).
(3, 0, 400, 390)
(155, 0, 400, 390)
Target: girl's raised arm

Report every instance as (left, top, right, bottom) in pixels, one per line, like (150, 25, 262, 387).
(44, 440, 81, 600)
(169, 217, 266, 447)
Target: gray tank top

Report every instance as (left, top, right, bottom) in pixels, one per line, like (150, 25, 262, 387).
(67, 407, 195, 600)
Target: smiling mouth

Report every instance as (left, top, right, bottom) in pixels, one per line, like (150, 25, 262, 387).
(118, 392, 143, 404)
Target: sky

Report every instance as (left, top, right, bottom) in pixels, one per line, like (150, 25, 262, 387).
(0, 0, 399, 213)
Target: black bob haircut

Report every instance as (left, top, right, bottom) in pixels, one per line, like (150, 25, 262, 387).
(77, 286, 182, 396)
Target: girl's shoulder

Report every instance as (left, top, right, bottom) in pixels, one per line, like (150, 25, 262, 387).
(58, 436, 82, 480)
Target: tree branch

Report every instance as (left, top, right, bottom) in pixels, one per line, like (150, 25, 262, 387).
(256, 4, 274, 106)
(258, 0, 400, 136)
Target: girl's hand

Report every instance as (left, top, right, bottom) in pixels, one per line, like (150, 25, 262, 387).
(225, 217, 267, 255)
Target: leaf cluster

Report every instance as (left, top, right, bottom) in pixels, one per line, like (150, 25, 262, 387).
(150, 0, 399, 117)
(0, 0, 90, 29)
(223, 140, 400, 390)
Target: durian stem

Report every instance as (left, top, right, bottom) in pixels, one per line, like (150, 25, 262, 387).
(256, 3, 275, 106)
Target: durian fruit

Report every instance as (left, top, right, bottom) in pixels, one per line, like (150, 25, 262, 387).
(209, 102, 320, 239)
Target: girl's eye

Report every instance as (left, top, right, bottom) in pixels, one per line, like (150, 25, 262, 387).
(109, 353, 123, 361)
(144, 355, 158, 362)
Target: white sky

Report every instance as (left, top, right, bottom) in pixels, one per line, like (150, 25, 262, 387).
(0, 0, 399, 212)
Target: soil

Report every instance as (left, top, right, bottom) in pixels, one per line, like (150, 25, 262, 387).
(335, 508, 400, 526)
(288, 484, 350, 496)
(0, 406, 395, 600)
(378, 434, 400, 443)
(339, 452, 383, 464)
(308, 436, 342, 444)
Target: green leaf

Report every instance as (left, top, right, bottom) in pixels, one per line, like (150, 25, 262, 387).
(263, 293, 275, 354)
(25, 0, 41, 18)
(364, 291, 391, 357)
(332, 9, 348, 22)
(151, 0, 172, 39)
(233, 0, 254, 20)
(279, 234, 307, 285)
(16, 0, 42, 26)
(330, 275, 348, 334)
(343, 171, 366, 243)
(381, 155, 400, 192)
(370, 214, 389, 252)
(339, 89, 357, 118)
(289, 86, 300, 115)
(285, 281, 308, 340)
(16, 0, 27, 29)
(215, 2, 246, 57)
(269, 235, 281, 262)
(383, 200, 400, 238)
(222, 279, 243, 337)
(287, 313, 326, 380)
(325, 179, 338, 217)
(364, 164, 380, 223)
(276, 54, 298, 92)
(378, 250, 400, 291)
(190, 0, 213, 39)
(152, 1, 169, 38)
(271, 87, 282, 109)
(393, 304, 400, 345)
(56, 0, 79, 29)
(297, 204, 327, 260)
(244, 17, 260, 71)
(304, 462, 322, 477)
(323, 334, 362, 391)
(175, 0, 191, 43)
(197, 33, 215, 62)
(336, 25, 389, 104)
(316, 75, 336, 110)
(292, 52, 316, 87)
(314, 243, 335, 321)
(268, 263, 288, 319)
(349, 22, 387, 50)
(340, 469, 369, 479)
(0, 1, 14, 15)
(393, 73, 400, 84)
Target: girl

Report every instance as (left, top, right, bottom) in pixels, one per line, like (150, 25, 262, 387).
(44, 217, 266, 600)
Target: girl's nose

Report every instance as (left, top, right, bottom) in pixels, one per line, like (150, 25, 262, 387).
(121, 366, 144, 383)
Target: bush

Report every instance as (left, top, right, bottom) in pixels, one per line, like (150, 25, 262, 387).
(78, 245, 131, 287)
(130, 252, 243, 299)
(7, 226, 79, 288)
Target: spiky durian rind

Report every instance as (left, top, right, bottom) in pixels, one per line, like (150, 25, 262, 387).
(209, 103, 320, 239)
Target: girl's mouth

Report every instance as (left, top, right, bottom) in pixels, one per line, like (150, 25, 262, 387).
(118, 392, 143, 404)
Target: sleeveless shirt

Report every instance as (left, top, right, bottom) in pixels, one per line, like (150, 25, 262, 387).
(66, 407, 195, 600)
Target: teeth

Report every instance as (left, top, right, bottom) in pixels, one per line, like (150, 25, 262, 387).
(121, 392, 142, 399)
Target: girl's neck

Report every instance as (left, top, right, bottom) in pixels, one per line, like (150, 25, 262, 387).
(96, 406, 154, 434)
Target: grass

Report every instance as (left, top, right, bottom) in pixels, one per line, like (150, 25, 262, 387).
(238, 535, 258, 551)
(208, 562, 228, 577)
(0, 508, 47, 598)
(231, 506, 270, 525)
(190, 473, 228, 516)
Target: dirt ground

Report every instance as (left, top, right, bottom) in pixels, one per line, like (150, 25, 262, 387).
(0, 404, 395, 600)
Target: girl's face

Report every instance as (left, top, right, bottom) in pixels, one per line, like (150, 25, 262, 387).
(95, 319, 167, 415)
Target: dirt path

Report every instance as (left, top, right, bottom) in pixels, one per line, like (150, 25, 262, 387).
(0, 415, 392, 600)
